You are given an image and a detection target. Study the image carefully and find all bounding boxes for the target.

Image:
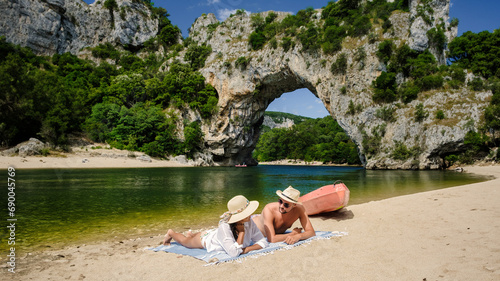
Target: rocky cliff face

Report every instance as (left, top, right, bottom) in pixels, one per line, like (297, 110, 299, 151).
(0, 0, 157, 55)
(189, 0, 490, 169)
(1, 0, 492, 169)
(262, 116, 296, 130)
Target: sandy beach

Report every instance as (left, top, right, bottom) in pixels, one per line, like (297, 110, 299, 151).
(0, 145, 193, 169)
(2, 163, 499, 280)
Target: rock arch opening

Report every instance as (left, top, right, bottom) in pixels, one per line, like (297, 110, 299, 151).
(266, 88, 329, 119)
(243, 88, 361, 166)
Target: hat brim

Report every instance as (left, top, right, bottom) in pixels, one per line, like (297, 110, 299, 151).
(227, 200, 259, 224)
(276, 190, 302, 205)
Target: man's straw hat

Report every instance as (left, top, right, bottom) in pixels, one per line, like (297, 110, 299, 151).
(276, 186, 302, 205)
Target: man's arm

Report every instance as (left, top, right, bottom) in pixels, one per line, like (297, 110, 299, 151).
(283, 206, 315, 245)
(262, 206, 292, 243)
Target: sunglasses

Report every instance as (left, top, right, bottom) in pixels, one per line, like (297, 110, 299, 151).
(279, 199, 291, 208)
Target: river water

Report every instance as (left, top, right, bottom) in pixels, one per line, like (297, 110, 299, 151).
(0, 165, 489, 253)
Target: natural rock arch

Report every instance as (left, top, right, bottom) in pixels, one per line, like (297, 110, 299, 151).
(204, 64, 326, 166)
(188, 2, 490, 169)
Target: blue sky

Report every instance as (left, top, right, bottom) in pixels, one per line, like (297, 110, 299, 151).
(160, 0, 499, 36)
(83, 0, 499, 118)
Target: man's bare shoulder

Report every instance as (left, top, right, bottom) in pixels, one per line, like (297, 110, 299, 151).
(262, 202, 280, 220)
(262, 202, 279, 215)
(295, 204, 307, 214)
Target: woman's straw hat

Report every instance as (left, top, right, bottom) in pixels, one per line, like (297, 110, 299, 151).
(222, 195, 259, 224)
(276, 186, 302, 205)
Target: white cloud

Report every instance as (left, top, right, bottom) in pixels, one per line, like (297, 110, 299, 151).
(216, 8, 250, 21)
(207, 0, 220, 4)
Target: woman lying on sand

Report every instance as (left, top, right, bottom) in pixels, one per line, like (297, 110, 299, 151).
(162, 195, 268, 257)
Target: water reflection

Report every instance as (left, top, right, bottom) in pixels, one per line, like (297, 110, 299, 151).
(0, 166, 489, 252)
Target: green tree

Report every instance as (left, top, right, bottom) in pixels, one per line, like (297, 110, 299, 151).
(330, 53, 348, 75)
(152, 7, 181, 47)
(103, 74, 146, 107)
(415, 103, 428, 122)
(84, 103, 121, 142)
(159, 24, 181, 46)
(104, 0, 118, 27)
(281, 37, 293, 52)
(184, 43, 212, 70)
(372, 72, 397, 103)
(91, 43, 120, 61)
(435, 109, 445, 120)
(447, 29, 500, 79)
(235, 56, 250, 70)
(376, 40, 394, 63)
(183, 121, 204, 158)
(464, 130, 489, 152)
(249, 31, 266, 50)
(427, 26, 447, 52)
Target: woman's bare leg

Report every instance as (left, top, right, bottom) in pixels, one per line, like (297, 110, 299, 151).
(162, 229, 203, 249)
(162, 229, 174, 245)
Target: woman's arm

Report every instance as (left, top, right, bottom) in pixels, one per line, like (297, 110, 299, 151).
(217, 223, 244, 257)
(241, 220, 268, 254)
(235, 223, 245, 245)
(242, 244, 262, 254)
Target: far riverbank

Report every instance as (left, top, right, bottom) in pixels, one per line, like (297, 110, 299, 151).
(0, 144, 192, 169)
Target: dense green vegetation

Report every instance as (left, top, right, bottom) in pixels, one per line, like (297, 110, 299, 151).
(444, 29, 500, 164)
(448, 30, 500, 79)
(369, 28, 499, 164)
(369, 18, 499, 165)
(0, 4, 216, 158)
(249, 0, 408, 53)
(447, 29, 500, 137)
(371, 25, 499, 113)
(254, 114, 361, 165)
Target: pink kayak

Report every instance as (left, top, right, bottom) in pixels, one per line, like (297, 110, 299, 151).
(300, 180, 350, 215)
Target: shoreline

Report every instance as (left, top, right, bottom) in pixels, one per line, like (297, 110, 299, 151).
(258, 159, 363, 167)
(0, 145, 193, 169)
(4, 164, 499, 280)
(0, 148, 366, 170)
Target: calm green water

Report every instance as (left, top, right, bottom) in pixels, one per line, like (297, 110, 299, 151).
(0, 165, 490, 253)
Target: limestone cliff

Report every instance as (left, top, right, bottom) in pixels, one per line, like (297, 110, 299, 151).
(262, 116, 296, 130)
(188, 0, 490, 169)
(0, 0, 158, 55)
(0, 0, 492, 169)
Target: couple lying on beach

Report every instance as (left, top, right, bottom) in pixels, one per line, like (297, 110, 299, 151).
(161, 186, 315, 257)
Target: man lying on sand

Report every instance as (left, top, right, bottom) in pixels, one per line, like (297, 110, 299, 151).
(252, 186, 315, 244)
